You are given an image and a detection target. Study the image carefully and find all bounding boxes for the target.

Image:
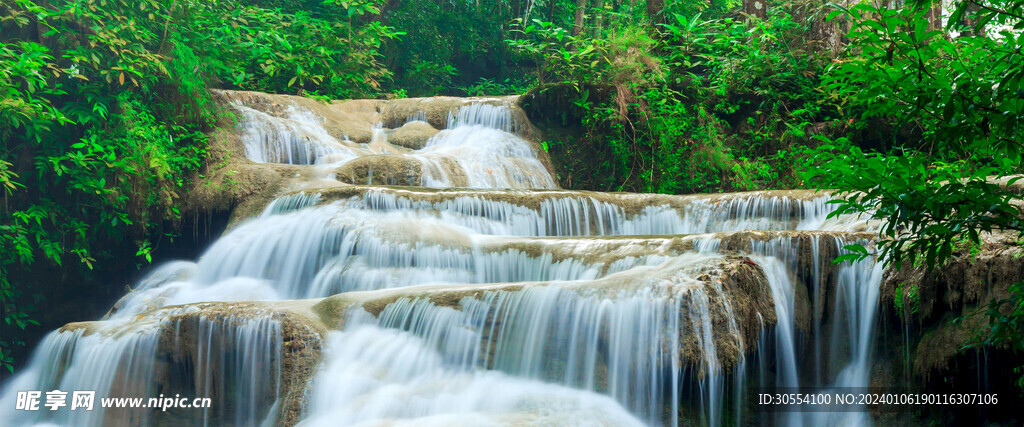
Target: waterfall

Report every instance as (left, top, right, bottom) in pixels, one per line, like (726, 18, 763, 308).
(232, 96, 557, 189)
(236, 103, 360, 165)
(0, 91, 890, 426)
(302, 253, 749, 426)
(0, 305, 284, 426)
(446, 102, 518, 132)
(301, 324, 645, 426)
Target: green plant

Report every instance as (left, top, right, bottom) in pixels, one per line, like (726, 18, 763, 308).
(895, 281, 921, 317)
(511, 3, 833, 194)
(0, 0, 405, 372)
(404, 60, 459, 96)
(462, 77, 535, 96)
(806, 0, 1024, 391)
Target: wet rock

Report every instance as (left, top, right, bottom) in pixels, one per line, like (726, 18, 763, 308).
(332, 155, 471, 188)
(154, 302, 326, 426)
(49, 301, 327, 426)
(333, 155, 424, 186)
(214, 90, 379, 144)
(388, 121, 440, 150)
(881, 231, 1024, 379)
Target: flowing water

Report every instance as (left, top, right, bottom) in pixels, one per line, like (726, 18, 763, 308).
(0, 93, 885, 426)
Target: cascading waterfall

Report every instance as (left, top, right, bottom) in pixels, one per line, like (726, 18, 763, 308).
(234, 96, 557, 189)
(809, 244, 884, 426)
(0, 326, 161, 426)
(235, 103, 360, 165)
(744, 236, 884, 426)
(0, 91, 890, 427)
(0, 304, 284, 426)
(302, 254, 748, 426)
(301, 321, 645, 427)
(317, 187, 863, 236)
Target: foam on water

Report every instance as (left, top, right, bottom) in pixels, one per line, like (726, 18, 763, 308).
(302, 254, 746, 426)
(301, 325, 645, 427)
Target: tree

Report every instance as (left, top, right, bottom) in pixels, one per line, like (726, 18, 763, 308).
(809, 0, 1024, 384)
(573, 0, 589, 36)
(647, 0, 665, 24)
(0, 0, 400, 373)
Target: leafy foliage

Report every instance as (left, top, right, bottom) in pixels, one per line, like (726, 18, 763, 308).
(379, 0, 520, 96)
(0, 0, 398, 372)
(512, 1, 835, 192)
(808, 1, 1023, 273)
(805, 0, 1024, 387)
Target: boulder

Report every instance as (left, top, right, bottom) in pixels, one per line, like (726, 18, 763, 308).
(57, 301, 326, 426)
(388, 121, 440, 150)
(333, 155, 424, 186)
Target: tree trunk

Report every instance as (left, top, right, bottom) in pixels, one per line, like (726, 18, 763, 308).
(925, 0, 944, 32)
(593, 0, 604, 37)
(963, 2, 985, 37)
(573, 0, 588, 36)
(646, 0, 664, 25)
(742, 0, 767, 20)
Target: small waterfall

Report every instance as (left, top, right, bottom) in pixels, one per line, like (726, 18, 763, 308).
(418, 125, 557, 189)
(262, 191, 325, 216)
(235, 103, 359, 165)
(446, 102, 518, 133)
(0, 326, 160, 426)
(809, 242, 884, 425)
(404, 110, 428, 124)
(176, 313, 283, 426)
(0, 306, 284, 426)
(302, 253, 751, 426)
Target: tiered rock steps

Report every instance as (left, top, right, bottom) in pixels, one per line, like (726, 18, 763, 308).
(3, 91, 886, 426)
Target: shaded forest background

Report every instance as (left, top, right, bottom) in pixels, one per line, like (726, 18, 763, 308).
(1, 0, 1022, 390)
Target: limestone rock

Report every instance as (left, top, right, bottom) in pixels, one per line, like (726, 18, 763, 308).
(881, 231, 1024, 379)
(388, 121, 440, 150)
(55, 301, 326, 426)
(333, 155, 424, 186)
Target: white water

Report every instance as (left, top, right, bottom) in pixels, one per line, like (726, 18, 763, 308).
(235, 98, 556, 189)
(302, 324, 645, 427)
(302, 253, 745, 426)
(0, 93, 887, 427)
(0, 304, 283, 426)
(236, 104, 360, 165)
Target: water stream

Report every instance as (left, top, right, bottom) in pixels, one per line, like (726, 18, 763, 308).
(0, 94, 884, 426)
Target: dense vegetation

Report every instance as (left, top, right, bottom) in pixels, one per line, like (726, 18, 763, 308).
(1, 0, 399, 371)
(817, 0, 1024, 389)
(2, 0, 1022, 395)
